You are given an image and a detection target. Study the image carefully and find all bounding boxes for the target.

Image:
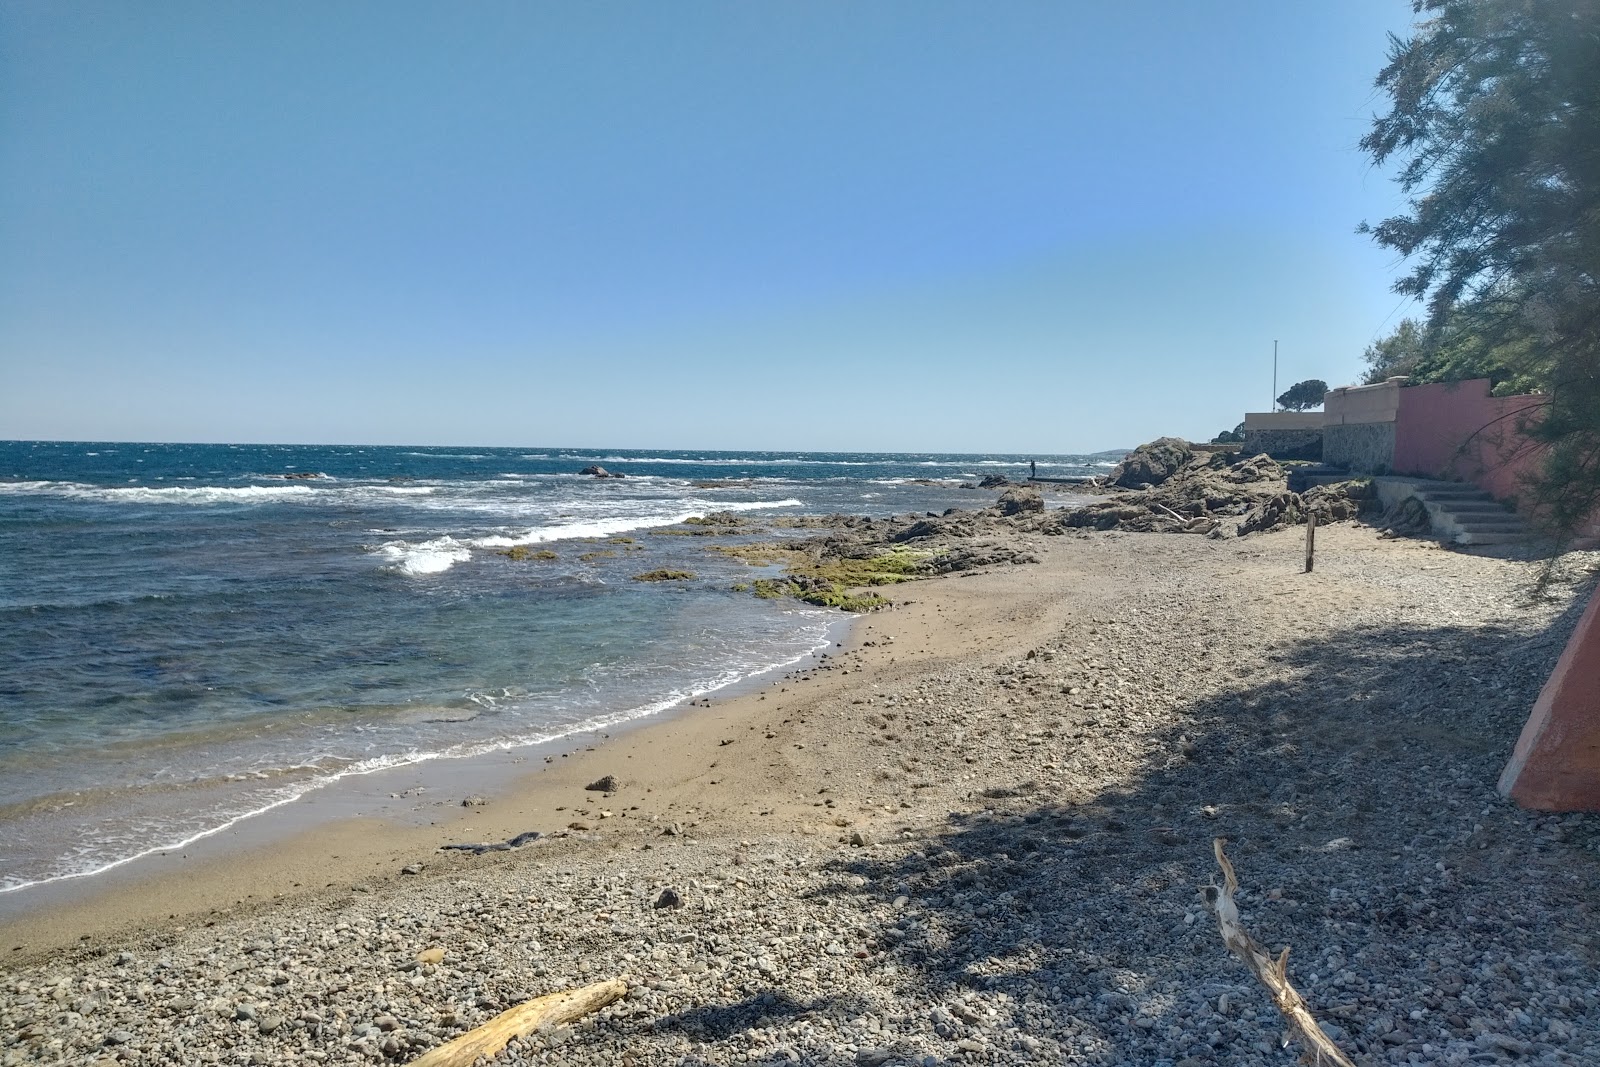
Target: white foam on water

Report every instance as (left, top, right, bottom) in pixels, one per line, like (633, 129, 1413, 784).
(469, 498, 803, 548)
(0, 479, 442, 507)
(374, 536, 472, 575)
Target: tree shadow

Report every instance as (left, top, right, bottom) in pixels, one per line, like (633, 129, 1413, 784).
(644, 989, 864, 1044)
(817, 587, 1600, 1064)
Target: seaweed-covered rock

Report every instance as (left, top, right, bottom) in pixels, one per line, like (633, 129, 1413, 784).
(1109, 437, 1194, 488)
(994, 486, 1044, 516)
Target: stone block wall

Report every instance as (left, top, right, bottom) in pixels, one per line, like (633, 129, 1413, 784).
(1324, 421, 1396, 473)
(1240, 428, 1322, 461)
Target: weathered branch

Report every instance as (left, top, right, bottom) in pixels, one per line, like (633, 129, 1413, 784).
(1205, 839, 1358, 1067)
(409, 979, 627, 1066)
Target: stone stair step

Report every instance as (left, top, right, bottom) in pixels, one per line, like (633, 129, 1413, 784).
(1455, 523, 1529, 534)
(1454, 530, 1531, 545)
(1418, 490, 1496, 502)
(1446, 502, 1515, 513)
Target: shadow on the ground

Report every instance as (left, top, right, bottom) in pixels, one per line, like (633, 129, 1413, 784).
(644, 989, 867, 1043)
(811, 582, 1600, 1064)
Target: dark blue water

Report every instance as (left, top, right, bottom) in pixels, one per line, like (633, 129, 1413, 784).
(0, 442, 1110, 891)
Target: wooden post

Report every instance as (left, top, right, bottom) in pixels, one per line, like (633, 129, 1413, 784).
(1304, 510, 1316, 573)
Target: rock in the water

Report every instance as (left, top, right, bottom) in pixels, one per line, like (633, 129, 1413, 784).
(585, 774, 618, 792)
(977, 474, 1011, 488)
(1109, 437, 1194, 488)
(578, 465, 624, 478)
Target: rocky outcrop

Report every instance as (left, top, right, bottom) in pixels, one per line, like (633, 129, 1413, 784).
(927, 542, 1040, 572)
(1061, 449, 1376, 537)
(978, 474, 1011, 488)
(1108, 437, 1193, 488)
(578, 466, 625, 479)
(993, 486, 1044, 516)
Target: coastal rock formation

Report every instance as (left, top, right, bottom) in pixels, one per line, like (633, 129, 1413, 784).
(993, 486, 1044, 516)
(1108, 436, 1193, 488)
(632, 569, 695, 582)
(977, 474, 1011, 488)
(578, 465, 625, 479)
(1063, 446, 1376, 537)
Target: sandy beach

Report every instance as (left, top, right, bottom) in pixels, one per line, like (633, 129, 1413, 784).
(4, 521, 1600, 1065)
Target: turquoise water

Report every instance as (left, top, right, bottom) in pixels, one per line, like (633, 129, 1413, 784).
(0, 442, 1108, 891)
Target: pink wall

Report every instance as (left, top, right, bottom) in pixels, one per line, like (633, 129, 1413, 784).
(1393, 379, 1547, 506)
(1500, 588, 1600, 810)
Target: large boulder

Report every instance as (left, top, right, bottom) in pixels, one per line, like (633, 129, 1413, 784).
(1109, 437, 1194, 488)
(995, 486, 1045, 516)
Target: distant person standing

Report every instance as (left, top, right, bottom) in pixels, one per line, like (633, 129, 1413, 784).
(1029, 460, 1036, 480)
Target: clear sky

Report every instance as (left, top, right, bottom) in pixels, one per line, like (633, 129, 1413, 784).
(1, 2, 1420, 453)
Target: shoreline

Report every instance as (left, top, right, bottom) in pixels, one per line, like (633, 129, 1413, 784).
(5, 523, 1600, 1065)
(0, 519, 1077, 959)
(0, 608, 858, 947)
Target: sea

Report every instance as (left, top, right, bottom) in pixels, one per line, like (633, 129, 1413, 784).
(0, 442, 1111, 897)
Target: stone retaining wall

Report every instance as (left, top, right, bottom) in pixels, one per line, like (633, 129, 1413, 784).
(1324, 421, 1396, 473)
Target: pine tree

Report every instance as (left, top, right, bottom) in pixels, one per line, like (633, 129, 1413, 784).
(1361, 0, 1600, 538)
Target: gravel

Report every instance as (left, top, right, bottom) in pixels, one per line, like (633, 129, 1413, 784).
(4, 524, 1599, 1066)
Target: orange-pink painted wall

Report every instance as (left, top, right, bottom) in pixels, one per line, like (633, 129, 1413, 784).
(1392, 380, 1547, 505)
(1499, 589, 1600, 810)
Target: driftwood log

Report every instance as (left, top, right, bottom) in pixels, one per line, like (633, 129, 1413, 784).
(409, 979, 627, 1066)
(1205, 838, 1357, 1067)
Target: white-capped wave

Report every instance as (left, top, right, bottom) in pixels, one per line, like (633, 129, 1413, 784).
(0, 479, 439, 505)
(375, 536, 472, 576)
(469, 498, 802, 548)
(0, 481, 319, 504)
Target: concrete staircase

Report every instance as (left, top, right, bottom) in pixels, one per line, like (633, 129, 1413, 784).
(1374, 477, 1532, 545)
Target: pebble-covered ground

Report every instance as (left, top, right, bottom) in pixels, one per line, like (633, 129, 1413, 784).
(4, 524, 1599, 1066)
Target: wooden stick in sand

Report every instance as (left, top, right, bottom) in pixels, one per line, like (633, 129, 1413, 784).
(408, 979, 627, 1066)
(1305, 510, 1317, 573)
(1204, 839, 1356, 1067)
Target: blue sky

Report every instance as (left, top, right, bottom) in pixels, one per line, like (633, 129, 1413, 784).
(1, 2, 1419, 452)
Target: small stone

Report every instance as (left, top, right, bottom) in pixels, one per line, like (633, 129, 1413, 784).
(654, 888, 683, 909)
(105, 1031, 134, 1046)
(460, 796, 487, 807)
(373, 1014, 400, 1032)
(400, 863, 424, 875)
(416, 946, 445, 965)
(256, 1014, 284, 1034)
(585, 775, 618, 792)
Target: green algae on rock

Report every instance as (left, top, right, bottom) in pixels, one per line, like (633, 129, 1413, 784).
(498, 546, 558, 561)
(633, 569, 696, 582)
